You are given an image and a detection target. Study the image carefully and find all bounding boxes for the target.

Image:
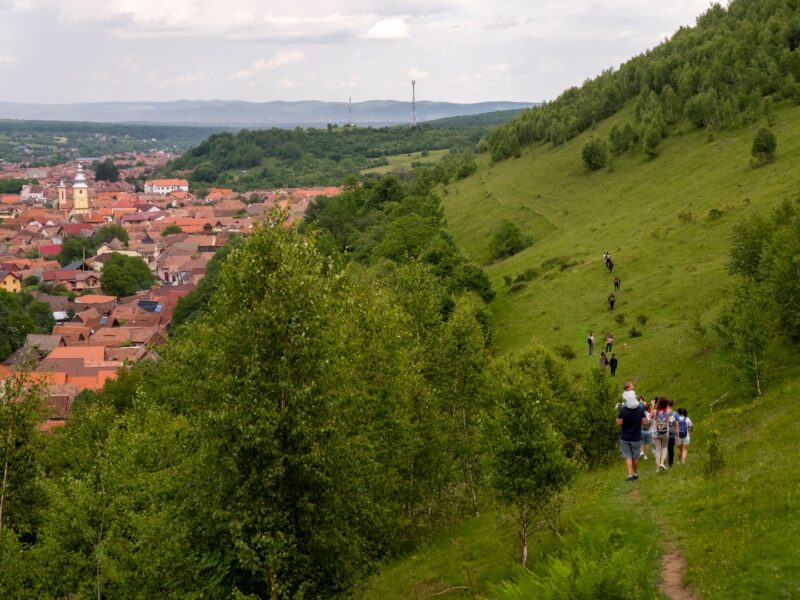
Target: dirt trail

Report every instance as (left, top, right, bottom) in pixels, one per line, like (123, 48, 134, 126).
(660, 547, 699, 600)
(627, 486, 697, 600)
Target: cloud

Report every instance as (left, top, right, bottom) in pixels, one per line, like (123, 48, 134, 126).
(408, 68, 429, 80)
(0, 55, 14, 65)
(366, 17, 408, 40)
(230, 50, 304, 80)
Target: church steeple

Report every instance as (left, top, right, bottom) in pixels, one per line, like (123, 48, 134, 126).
(72, 163, 90, 214)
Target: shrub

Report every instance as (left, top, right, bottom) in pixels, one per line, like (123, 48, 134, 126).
(708, 208, 724, 220)
(509, 281, 527, 293)
(751, 127, 777, 164)
(628, 326, 642, 338)
(613, 313, 626, 325)
(581, 137, 608, 171)
(678, 211, 694, 224)
(636, 314, 648, 325)
(704, 429, 725, 476)
(503, 275, 513, 287)
(554, 344, 576, 360)
(488, 220, 533, 261)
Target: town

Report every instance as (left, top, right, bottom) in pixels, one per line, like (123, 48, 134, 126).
(0, 154, 341, 430)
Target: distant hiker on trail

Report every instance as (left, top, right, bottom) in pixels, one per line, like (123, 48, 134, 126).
(653, 397, 671, 471)
(614, 276, 621, 291)
(607, 258, 614, 272)
(606, 332, 614, 353)
(616, 381, 648, 482)
(609, 353, 618, 376)
(676, 407, 694, 464)
(603, 251, 611, 266)
(608, 293, 616, 311)
(588, 332, 594, 355)
(667, 398, 677, 467)
(599, 351, 608, 370)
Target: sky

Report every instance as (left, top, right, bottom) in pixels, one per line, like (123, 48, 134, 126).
(0, 0, 714, 104)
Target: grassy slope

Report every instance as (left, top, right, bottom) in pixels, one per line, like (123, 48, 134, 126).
(362, 149, 450, 175)
(364, 103, 800, 598)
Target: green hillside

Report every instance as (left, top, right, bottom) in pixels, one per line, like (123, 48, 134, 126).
(361, 89, 800, 600)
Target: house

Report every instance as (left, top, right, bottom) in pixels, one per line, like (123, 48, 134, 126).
(144, 178, 189, 195)
(0, 270, 22, 293)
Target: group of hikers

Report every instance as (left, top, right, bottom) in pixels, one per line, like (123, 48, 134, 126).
(589, 332, 619, 375)
(615, 381, 694, 480)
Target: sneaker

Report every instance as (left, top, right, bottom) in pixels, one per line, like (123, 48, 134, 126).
(626, 476, 635, 482)
(643, 455, 648, 460)
(632, 475, 639, 481)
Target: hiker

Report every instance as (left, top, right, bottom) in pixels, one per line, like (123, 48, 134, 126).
(608, 293, 616, 311)
(599, 351, 608, 370)
(667, 398, 677, 467)
(676, 408, 694, 464)
(614, 276, 621, 291)
(602, 251, 610, 267)
(609, 353, 618, 376)
(605, 332, 614, 353)
(587, 332, 594, 355)
(607, 258, 614, 272)
(615, 381, 649, 482)
(640, 398, 653, 460)
(653, 397, 671, 471)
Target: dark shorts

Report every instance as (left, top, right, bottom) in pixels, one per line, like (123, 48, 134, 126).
(620, 440, 642, 460)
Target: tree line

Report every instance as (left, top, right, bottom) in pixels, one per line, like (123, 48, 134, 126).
(488, 0, 800, 163)
(163, 125, 485, 190)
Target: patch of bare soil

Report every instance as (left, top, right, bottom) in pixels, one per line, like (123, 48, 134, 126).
(661, 547, 699, 600)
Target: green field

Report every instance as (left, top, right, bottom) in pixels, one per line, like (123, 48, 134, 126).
(362, 149, 451, 175)
(363, 102, 800, 598)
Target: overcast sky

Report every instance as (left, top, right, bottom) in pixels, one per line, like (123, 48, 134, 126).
(0, 0, 713, 104)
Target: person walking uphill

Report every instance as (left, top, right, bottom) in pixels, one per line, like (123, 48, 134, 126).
(588, 332, 594, 356)
(608, 293, 616, 311)
(653, 397, 671, 471)
(599, 351, 608, 370)
(605, 332, 614, 353)
(616, 381, 649, 482)
(614, 276, 621, 291)
(609, 353, 618, 376)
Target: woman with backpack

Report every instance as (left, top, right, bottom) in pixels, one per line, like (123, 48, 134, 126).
(640, 398, 653, 460)
(653, 397, 671, 471)
(675, 408, 694, 464)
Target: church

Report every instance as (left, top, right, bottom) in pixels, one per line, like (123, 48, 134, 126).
(57, 163, 95, 217)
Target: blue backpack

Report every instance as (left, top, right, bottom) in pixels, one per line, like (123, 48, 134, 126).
(678, 417, 689, 438)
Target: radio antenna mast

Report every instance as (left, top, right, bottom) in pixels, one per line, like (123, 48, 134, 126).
(411, 80, 417, 128)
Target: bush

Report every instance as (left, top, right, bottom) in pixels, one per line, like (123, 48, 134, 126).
(707, 208, 724, 220)
(509, 281, 527, 293)
(628, 326, 642, 338)
(554, 344, 576, 360)
(503, 275, 513, 287)
(581, 137, 608, 171)
(636, 314, 648, 326)
(678, 211, 694, 224)
(751, 127, 777, 164)
(704, 429, 725, 476)
(488, 220, 533, 261)
(613, 313, 625, 325)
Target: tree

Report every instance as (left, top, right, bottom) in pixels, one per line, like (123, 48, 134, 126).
(751, 127, 777, 164)
(58, 236, 97, 266)
(93, 158, 119, 183)
(95, 224, 129, 246)
(608, 122, 635, 155)
(161, 225, 183, 237)
(0, 369, 45, 542)
(642, 124, 662, 159)
(581, 137, 608, 170)
(716, 278, 778, 397)
(100, 255, 155, 298)
(489, 220, 532, 261)
(484, 354, 575, 567)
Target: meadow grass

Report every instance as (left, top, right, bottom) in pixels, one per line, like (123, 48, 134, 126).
(362, 149, 450, 175)
(363, 102, 800, 598)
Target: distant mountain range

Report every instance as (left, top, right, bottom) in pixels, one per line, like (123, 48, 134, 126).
(0, 100, 536, 128)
